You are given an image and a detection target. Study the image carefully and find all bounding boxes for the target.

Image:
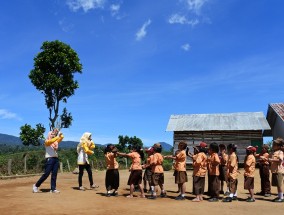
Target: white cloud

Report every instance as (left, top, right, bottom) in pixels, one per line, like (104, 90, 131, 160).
(110, 4, 120, 16)
(59, 19, 74, 32)
(181, 43, 191, 51)
(168, 14, 199, 26)
(0, 109, 22, 121)
(136, 19, 152, 41)
(66, 0, 105, 12)
(186, 0, 208, 15)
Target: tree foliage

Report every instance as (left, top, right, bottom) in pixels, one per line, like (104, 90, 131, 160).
(29, 40, 82, 129)
(19, 124, 46, 146)
(116, 135, 143, 152)
(20, 40, 82, 146)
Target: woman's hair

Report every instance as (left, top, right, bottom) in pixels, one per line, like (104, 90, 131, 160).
(209, 142, 219, 153)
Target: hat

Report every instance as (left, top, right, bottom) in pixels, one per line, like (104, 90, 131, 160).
(246, 146, 257, 152)
(199, 142, 207, 148)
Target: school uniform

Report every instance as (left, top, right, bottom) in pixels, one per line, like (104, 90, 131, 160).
(270, 150, 284, 188)
(208, 152, 221, 198)
(258, 152, 271, 195)
(127, 152, 143, 185)
(244, 154, 255, 190)
(219, 152, 228, 182)
(105, 152, 119, 190)
(174, 150, 188, 184)
(150, 153, 164, 186)
(192, 152, 207, 195)
(227, 152, 238, 194)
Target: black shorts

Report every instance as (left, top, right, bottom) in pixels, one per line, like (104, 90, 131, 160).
(127, 170, 142, 185)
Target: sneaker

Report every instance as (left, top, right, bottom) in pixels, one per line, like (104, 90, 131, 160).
(208, 198, 219, 202)
(273, 198, 284, 202)
(232, 196, 238, 201)
(50, 189, 60, 193)
(246, 197, 255, 202)
(79, 186, 85, 191)
(32, 184, 39, 193)
(222, 197, 232, 202)
(224, 191, 230, 196)
(106, 192, 111, 197)
(160, 192, 167, 198)
(111, 191, 118, 197)
(256, 191, 264, 195)
(90, 184, 99, 189)
(175, 195, 185, 200)
(264, 193, 271, 197)
(148, 195, 157, 200)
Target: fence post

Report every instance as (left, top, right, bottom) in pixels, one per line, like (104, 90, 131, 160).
(66, 159, 71, 172)
(60, 162, 63, 173)
(8, 159, 12, 175)
(24, 155, 27, 174)
(91, 160, 94, 169)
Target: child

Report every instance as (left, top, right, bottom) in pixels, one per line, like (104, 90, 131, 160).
(187, 142, 207, 202)
(255, 145, 271, 197)
(268, 138, 284, 202)
(222, 143, 239, 202)
(143, 147, 154, 193)
(207, 142, 221, 202)
(117, 146, 145, 198)
(219, 144, 229, 195)
(77, 132, 99, 191)
(164, 141, 188, 200)
(104, 144, 119, 197)
(32, 128, 64, 193)
(244, 146, 256, 202)
(146, 143, 166, 199)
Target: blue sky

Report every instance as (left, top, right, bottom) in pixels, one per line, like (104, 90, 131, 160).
(0, 0, 283, 146)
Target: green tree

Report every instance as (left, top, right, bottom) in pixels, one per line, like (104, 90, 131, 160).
(20, 40, 82, 146)
(19, 124, 46, 146)
(116, 135, 143, 152)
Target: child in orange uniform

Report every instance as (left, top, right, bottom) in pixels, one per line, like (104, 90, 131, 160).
(117, 146, 145, 198)
(104, 144, 119, 197)
(268, 138, 284, 202)
(164, 141, 188, 200)
(219, 144, 229, 195)
(143, 147, 154, 193)
(207, 142, 221, 202)
(146, 143, 167, 199)
(244, 146, 256, 202)
(222, 143, 239, 202)
(188, 142, 207, 202)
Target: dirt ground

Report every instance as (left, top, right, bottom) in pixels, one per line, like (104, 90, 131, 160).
(0, 169, 283, 215)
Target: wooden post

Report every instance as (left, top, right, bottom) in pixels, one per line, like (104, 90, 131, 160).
(24, 155, 27, 174)
(91, 160, 94, 169)
(66, 159, 71, 172)
(8, 159, 12, 175)
(60, 162, 63, 173)
(125, 158, 127, 169)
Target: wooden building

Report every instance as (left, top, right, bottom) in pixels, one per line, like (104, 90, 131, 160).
(166, 112, 271, 163)
(264, 103, 284, 139)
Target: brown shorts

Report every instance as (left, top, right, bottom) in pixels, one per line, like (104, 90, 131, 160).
(127, 170, 142, 185)
(151, 173, 164, 186)
(143, 168, 152, 182)
(272, 173, 283, 187)
(175, 171, 188, 184)
(193, 176, 205, 195)
(228, 178, 238, 194)
(219, 165, 228, 182)
(244, 176, 254, 190)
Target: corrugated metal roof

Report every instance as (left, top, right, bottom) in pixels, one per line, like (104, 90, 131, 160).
(166, 112, 271, 131)
(269, 103, 284, 121)
(263, 103, 284, 136)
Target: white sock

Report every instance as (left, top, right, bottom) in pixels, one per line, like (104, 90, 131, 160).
(229, 193, 234, 198)
(279, 192, 283, 199)
(181, 194, 185, 197)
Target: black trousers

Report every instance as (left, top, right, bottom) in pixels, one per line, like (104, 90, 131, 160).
(78, 164, 93, 187)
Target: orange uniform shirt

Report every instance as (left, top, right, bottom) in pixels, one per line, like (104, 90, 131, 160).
(149, 153, 164, 173)
(105, 152, 119, 169)
(270, 150, 284, 174)
(244, 154, 255, 177)
(128, 152, 142, 170)
(227, 152, 238, 179)
(220, 152, 228, 166)
(175, 150, 186, 172)
(259, 152, 269, 165)
(208, 152, 220, 176)
(192, 152, 207, 177)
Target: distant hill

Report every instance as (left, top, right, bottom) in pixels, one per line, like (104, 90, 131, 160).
(158, 142, 172, 152)
(0, 133, 102, 148)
